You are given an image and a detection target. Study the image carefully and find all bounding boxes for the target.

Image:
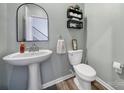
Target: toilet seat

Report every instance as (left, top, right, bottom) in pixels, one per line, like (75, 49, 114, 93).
(74, 64, 96, 81)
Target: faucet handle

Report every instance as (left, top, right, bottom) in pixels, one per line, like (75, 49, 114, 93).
(32, 43, 36, 47)
(33, 43, 39, 51)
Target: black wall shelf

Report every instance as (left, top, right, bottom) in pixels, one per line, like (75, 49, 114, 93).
(67, 5, 83, 29)
(67, 20, 83, 29)
(67, 8, 83, 20)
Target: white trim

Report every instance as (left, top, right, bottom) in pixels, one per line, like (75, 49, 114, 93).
(111, 81, 124, 85)
(96, 76, 115, 90)
(42, 74, 75, 89)
(41, 74, 115, 90)
(111, 81, 124, 89)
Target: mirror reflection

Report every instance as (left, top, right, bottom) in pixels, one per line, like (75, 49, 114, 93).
(17, 3, 49, 42)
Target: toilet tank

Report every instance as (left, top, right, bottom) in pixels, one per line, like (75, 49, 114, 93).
(68, 50, 83, 65)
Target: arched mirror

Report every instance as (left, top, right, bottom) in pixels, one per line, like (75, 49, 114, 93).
(16, 3, 49, 42)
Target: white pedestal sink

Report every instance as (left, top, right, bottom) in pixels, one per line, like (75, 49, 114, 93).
(3, 49, 52, 90)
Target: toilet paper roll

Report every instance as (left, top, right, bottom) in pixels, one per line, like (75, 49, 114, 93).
(113, 61, 121, 69)
(113, 61, 122, 74)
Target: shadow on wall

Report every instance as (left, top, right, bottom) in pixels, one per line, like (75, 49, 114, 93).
(87, 27, 113, 82)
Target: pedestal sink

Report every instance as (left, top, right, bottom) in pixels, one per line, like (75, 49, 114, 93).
(3, 49, 52, 90)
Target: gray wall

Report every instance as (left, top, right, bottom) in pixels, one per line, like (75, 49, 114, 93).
(85, 3, 114, 84)
(112, 4, 124, 89)
(1, 3, 85, 90)
(0, 4, 8, 89)
(85, 3, 124, 89)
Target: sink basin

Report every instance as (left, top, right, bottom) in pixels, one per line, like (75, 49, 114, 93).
(3, 49, 52, 90)
(3, 50, 52, 66)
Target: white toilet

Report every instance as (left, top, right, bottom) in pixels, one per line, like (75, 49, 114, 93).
(68, 49, 96, 90)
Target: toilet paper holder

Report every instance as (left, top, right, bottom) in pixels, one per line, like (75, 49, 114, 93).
(120, 64, 124, 68)
(113, 61, 124, 69)
(113, 61, 124, 74)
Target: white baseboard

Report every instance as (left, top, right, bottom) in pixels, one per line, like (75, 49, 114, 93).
(111, 81, 124, 85)
(42, 74, 115, 90)
(42, 74, 75, 89)
(96, 76, 115, 90)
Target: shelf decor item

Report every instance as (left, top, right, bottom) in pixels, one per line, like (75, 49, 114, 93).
(67, 5, 83, 29)
(67, 19, 83, 29)
(72, 39, 78, 50)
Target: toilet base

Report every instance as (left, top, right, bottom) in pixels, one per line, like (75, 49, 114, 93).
(74, 77, 83, 90)
(74, 77, 91, 90)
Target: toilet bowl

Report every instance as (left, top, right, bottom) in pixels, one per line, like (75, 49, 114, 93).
(68, 49, 96, 90)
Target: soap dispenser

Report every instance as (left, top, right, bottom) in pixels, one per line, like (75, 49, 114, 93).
(20, 42, 25, 53)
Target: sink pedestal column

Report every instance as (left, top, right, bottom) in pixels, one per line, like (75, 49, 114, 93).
(28, 63, 42, 90)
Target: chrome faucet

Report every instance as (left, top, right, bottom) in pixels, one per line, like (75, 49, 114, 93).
(29, 43, 39, 52)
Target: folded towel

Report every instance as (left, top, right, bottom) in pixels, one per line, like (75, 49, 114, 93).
(56, 39, 66, 54)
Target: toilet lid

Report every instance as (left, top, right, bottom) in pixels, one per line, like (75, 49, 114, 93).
(74, 64, 96, 77)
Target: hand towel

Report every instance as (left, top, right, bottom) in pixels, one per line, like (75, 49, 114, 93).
(56, 39, 66, 54)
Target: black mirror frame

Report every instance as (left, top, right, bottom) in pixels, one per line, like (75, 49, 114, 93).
(16, 3, 49, 42)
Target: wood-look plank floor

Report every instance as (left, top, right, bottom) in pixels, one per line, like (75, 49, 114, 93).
(91, 80, 107, 90)
(56, 77, 107, 90)
(56, 78, 78, 90)
(44, 77, 107, 90)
